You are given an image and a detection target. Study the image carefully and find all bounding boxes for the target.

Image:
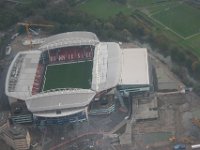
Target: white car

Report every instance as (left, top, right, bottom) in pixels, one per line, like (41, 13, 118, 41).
(5, 46, 12, 55)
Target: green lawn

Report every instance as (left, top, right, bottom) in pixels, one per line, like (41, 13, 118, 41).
(152, 3, 200, 37)
(79, 0, 131, 19)
(43, 61, 93, 91)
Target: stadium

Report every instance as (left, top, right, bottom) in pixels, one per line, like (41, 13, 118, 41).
(5, 31, 151, 125)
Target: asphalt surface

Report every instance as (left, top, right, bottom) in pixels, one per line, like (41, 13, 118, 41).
(0, 53, 16, 111)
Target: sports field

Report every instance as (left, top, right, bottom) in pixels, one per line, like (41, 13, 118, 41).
(78, 0, 200, 56)
(130, 0, 200, 55)
(79, 0, 131, 19)
(43, 61, 93, 91)
(152, 3, 200, 38)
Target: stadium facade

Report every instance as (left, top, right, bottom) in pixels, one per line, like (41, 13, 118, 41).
(5, 31, 151, 125)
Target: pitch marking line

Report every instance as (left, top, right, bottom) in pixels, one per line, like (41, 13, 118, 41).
(149, 15, 185, 39)
(42, 65, 48, 92)
(185, 32, 200, 40)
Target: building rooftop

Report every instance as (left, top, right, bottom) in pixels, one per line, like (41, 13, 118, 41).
(3, 125, 27, 139)
(39, 31, 99, 51)
(120, 48, 149, 85)
(10, 101, 31, 116)
(5, 51, 41, 100)
(26, 89, 96, 113)
(91, 42, 122, 92)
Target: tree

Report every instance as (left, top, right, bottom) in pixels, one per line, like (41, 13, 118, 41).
(121, 29, 131, 41)
(192, 61, 200, 77)
(112, 12, 129, 30)
(170, 49, 186, 65)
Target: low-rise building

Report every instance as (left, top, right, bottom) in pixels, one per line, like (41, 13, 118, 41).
(10, 101, 33, 124)
(0, 112, 10, 134)
(1, 125, 31, 150)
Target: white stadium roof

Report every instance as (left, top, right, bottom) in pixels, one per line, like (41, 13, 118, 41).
(33, 107, 85, 118)
(39, 31, 99, 51)
(26, 89, 95, 112)
(92, 42, 121, 92)
(5, 50, 41, 100)
(120, 48, 149, 85)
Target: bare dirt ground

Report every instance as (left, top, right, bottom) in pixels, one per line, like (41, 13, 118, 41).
(130, 92, 200, 150)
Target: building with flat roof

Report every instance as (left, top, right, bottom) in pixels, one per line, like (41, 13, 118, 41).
(118, 48, 151, 94)
(1, 125, 31, 150)
(0, 112, 10, 134)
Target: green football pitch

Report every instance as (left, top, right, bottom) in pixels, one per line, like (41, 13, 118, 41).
(42, 61, 93, 91)
(152, 3, 200, 38)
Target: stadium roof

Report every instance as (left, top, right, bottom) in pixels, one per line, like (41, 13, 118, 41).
(39, 31, 99, 51)
(26, 89, 95, 112)
(120, 48, 149, 85)
(91, 42, 122, 92)
(32, 107, 85, 117)
(5, 51, 41, 100)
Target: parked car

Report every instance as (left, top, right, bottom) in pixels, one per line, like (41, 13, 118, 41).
(173, 144, 186, 150)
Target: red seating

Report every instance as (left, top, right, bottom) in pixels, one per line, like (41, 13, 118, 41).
(48, 46, 94, 64)
(32, 64, 44, 95)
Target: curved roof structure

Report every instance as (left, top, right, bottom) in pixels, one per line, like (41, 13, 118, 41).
(26, 89, 95, 112)
(5, 31, 150, 118)
(39, 31, 99, 51)
(92, 42, 122, 92)
(5, 51, 41, 100)
(33, 108, 85, 118)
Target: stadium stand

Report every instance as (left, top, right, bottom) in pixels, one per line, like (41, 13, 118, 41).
(31, 45, 94, 95)
(8, 54, 25, 92)
(34, 111, 86, 125)
(48, 46, 94, 64)
(32, 64, 45, 95)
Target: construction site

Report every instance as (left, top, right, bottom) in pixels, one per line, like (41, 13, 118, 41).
(0, 24, 200, 150)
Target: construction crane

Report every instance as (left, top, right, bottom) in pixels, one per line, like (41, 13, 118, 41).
(17, 22, 54, 49)
(180, 136, 194, 145)
(169, 136, 195, 145)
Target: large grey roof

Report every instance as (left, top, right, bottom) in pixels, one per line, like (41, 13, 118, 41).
(91, 42, 122, 92)
(33, 108, 85, 117)
(120, 48, 150, 85)
(5, 51, 41, 100)
(26, 89, 95, 112)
